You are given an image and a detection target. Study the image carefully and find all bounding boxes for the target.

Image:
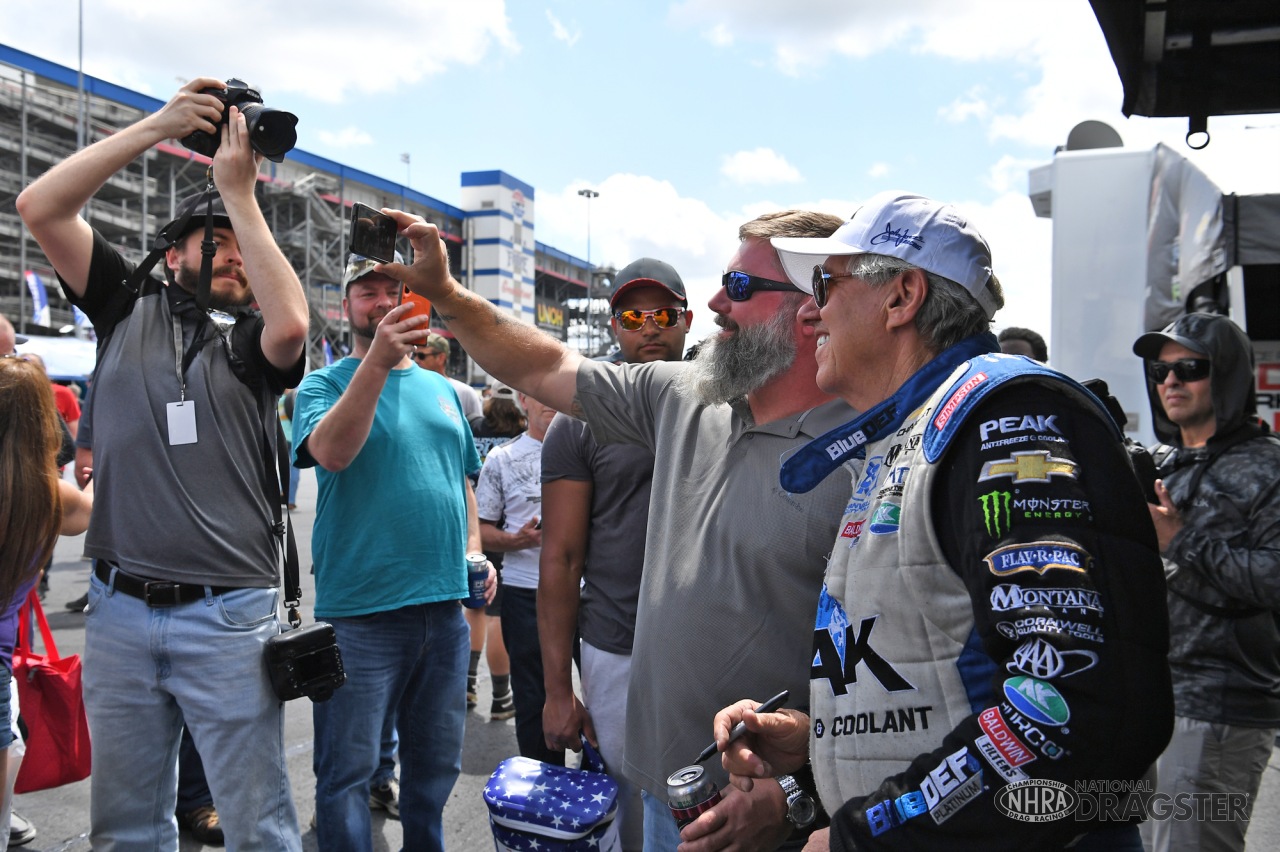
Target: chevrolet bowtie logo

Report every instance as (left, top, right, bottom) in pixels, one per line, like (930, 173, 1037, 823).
(978, 450, 1078, 484)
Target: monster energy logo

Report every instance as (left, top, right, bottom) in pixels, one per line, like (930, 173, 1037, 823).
(980, 491, 1013, 537)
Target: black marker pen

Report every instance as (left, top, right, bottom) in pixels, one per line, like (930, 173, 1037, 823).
(695, 689, 789, 764)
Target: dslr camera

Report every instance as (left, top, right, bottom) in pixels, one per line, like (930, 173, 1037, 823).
(180, 78, 298, 163)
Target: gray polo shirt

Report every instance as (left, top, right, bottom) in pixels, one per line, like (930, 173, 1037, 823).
(575, 359, 857, 797)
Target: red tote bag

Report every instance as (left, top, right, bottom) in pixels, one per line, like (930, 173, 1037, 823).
(13, 588, 92, 793)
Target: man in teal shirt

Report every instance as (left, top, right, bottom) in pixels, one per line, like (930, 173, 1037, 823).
(293, 255, 488, 852)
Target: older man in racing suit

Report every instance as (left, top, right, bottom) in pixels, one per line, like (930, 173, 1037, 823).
(705, 192, 1174, 852)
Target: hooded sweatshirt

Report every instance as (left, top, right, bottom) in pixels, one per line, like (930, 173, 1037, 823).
(1138, 312, 1280, 726)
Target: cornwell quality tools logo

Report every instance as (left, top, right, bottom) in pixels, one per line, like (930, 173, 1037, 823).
(995, 778, 1252, 825)
(978, 450, 1077, 484)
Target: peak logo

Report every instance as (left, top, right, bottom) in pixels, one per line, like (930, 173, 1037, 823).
(979, 415, 1062, 443)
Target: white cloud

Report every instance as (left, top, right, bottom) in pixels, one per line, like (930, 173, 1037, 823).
(721, 148, 802, 186)
(546, 10, 581, 47)
(536, 175, 756, 341)
(940, 87, 994, 124)
(0, 0, 520, 103)
(317, 127, 374, 148)
(867, 163, 890, 179)
(669, 0, 1061, 75)
(707, 24, 733, 47)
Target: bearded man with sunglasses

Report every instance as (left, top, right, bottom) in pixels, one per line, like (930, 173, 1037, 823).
(382, 207, 854, 851)
(1133, 312, 1280, 852)
(711, 192, 1173, 852)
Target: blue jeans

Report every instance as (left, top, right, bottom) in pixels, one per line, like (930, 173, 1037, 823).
(373, 707, 398, 787)
(176, 726, 213, 813)
(501, 585, 563, 765)
(313, 601, 468, 852)
(642, 789, 683, 852)
(83, 569, 299, 851)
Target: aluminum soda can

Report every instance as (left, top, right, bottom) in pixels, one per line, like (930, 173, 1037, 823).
(464, 553, 488, 609)
(666, 764, 723, 828)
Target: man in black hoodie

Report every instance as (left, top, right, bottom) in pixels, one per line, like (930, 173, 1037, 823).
(1133, 312, 1280, 852)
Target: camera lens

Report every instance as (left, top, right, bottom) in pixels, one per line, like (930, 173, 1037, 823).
(240, 104, 299, 163)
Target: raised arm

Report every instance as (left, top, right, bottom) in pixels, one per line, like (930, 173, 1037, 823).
(379, 211, 584, 415)
(302, 304, 427, 471)
(16, 78, 228, 297)
(208, 108, 308, 369)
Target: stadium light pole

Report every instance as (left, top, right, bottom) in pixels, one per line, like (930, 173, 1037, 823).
(77, 0, 86, 149)
(578, 188, 599, 354)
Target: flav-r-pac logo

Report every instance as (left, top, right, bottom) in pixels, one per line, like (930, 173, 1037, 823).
(978, 450, 1077, 484)
(979, 491, 1013, 537)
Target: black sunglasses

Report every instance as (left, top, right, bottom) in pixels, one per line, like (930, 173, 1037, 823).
(722, 271, 801, 302)
(1146, 358, 1211, 384)
(811, 266, 859, 309)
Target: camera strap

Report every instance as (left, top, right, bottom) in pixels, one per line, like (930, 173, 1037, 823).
(265, 415, 302, 628)
(123, 178, 218, 310)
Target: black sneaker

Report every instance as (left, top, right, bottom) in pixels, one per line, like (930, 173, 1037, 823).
(177, 805, 225, 846)
(10, 811, 36, 847)
(65, 592, 89, 612)
(467, 675, 478, 709)
(490, 691, 515, 721)
(369, 777, 400, 819)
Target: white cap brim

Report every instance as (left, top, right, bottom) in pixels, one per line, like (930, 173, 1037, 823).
(770, 236, 868, 295)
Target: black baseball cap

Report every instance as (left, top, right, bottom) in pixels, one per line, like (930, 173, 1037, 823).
(1132, 316, 1211, 359)
(608, 258, 688, 309)
(157, 192, 234, 246)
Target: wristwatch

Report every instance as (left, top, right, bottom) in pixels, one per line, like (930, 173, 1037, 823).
(777, 773, 816, 829)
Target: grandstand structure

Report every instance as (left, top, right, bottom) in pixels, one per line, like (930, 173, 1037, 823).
(0, 44, 612, 381)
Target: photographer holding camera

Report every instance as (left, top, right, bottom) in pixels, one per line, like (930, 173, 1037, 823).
(16, 77, 309, 850)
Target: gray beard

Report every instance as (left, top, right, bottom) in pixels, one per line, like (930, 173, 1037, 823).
(678, 308, 797, 405)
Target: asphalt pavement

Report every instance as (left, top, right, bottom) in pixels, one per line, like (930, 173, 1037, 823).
(11, 471, 1280, 850)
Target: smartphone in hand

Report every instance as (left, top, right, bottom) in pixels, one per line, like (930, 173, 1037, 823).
(349, 202, 398, 263)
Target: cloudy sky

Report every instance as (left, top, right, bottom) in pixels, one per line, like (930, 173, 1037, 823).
(4, 0, 1278, 346)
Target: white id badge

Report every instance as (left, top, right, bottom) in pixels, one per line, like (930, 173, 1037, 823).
(166, 400, 198, 445)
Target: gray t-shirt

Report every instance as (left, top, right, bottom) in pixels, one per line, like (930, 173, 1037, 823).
(447, 376, 483, 423)
(575, 359, 857, 796)
(540, 411, 654, 655)
(62, 231, 300, 587)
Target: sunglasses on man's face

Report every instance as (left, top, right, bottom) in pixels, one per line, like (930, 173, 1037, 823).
(413, 351, 444, 362)
(721, 271, 801, 302)
(1146, 358, 1211, 384)
(811, 265, 861, 309)
(612, 307, 686, 331)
